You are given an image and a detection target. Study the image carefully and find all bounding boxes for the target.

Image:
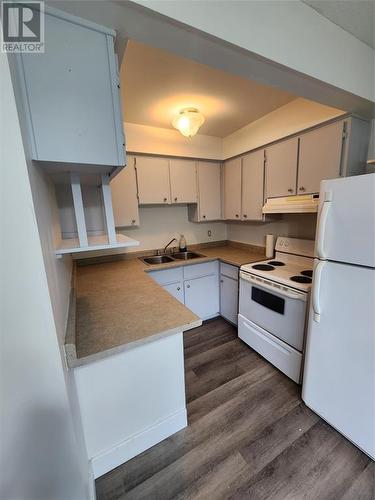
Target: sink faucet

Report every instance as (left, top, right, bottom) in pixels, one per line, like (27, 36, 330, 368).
(163, 237, 177, 254)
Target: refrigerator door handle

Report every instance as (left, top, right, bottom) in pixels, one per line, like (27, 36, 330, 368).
(312, 261, 326, 323)
(316, 191, 333, 259)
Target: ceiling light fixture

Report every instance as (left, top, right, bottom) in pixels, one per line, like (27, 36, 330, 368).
(172, 108, 205, 137)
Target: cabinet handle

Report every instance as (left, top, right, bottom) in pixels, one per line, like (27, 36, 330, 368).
(299, 186, 306, 192)
(174, 197, 178, 202)
(202, 215, 206, 219)
(177, 287, 180, 291)
(131, 219, 136, 224)
(186, 284, 190, 288)
(288, 188, 293, 193)
(235, 214, 239, 218)
(163, 198, 167, 202)
(243, 214, 247, 218)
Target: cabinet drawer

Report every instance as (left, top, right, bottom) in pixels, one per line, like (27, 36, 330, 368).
(148, 267, 183, 286)
(238, 314, 302, 383)
(183, 261, 218, 280)
(220, 262, 238, 280)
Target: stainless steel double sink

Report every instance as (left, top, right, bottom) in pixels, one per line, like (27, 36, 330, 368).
(140, 251, 204, 266)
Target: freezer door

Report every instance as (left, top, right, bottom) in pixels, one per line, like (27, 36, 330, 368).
(315, 173, 375, 267)
(302, 260, 375, 459)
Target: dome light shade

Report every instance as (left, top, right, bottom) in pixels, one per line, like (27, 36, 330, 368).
(172, 108, 205, 137)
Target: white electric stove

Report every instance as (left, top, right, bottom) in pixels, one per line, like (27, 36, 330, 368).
(238, 237, 314, 383)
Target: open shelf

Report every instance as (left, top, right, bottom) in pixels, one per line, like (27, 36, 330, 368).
(56, 233, 139, 256)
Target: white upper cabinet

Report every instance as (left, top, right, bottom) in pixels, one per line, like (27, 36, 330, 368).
(194, 161, 222, 221)
(223, 158, 242, 220)
(241, 150, 265, 221)
(169, 159, 197, 203)
(13, 6, 125, 168)
(265, 137, 298, 198)
(136, 156, 171, 204)
(111, 156, 140, 227)
(298, 121, 344, 194)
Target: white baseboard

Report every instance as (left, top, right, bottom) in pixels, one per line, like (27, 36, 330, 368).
(91, 408, 187, 478)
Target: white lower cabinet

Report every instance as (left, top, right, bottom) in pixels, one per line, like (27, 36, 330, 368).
(184, 274, 220, 320)
(148, 262, 219, 320)
(219, 263, 239, 325)
(163, 282, 184, 304)
(220, 275, 238, 325)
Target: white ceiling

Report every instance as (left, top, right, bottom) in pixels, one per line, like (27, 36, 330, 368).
(120, 41, 296, 138)
(303, 0, 375, 49)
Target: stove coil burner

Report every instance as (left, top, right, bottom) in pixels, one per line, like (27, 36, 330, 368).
(290, 275, 312, 284)
(252, 264, 275, 271)
(267, 261, 285, 266)
(301, 270, 313, 277)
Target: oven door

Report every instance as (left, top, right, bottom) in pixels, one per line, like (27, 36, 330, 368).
(239, 271, 307, 351)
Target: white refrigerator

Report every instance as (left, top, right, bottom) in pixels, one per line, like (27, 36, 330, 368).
(302, 173, 375, 459)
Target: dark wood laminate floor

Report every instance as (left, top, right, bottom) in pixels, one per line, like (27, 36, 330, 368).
(96, 318, 374, 500)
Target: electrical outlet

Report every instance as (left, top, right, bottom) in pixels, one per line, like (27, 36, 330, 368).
(207, 230, 212, 237)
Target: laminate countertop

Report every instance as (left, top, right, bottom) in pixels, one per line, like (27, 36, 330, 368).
(65, 244, 264, 368)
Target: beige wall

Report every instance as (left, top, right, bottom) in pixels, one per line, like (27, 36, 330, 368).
(125, 122, 222, 159)
(223, 98, 344, 158)
(227, 214, 317, 248)
(75, 204, 227, 259)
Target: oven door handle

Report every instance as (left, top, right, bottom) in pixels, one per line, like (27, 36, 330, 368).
(240, 272, 307, 301)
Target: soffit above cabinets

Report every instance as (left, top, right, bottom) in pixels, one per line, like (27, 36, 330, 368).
(120, 40, 296, 138)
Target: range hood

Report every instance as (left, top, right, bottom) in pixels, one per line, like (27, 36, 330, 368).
(262, 194, 319, 214)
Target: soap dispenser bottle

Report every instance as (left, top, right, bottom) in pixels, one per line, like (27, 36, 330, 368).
(179, 234, 187, 252)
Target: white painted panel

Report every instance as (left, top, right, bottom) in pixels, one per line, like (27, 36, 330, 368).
(298, 121, 344, 194)
(220, 262, 238, 281)
(223, 157, 242, 220)
(241, 149, 265, 221)
(220, 275, 238, 325)
(136, 156, 171, 204)
(183, 260, 218, 280)
(265, 137, 298, 198)
(74, 333, 186, 460)
(238, 314, 302, 383)
(163, 282, 184, 304)
(197, 161, 222, 220)
(169, 159, 197, 203)
(184, 274, 220, 320)
(316, 174, 375, 267)
(303, 261, 375, 458)
(149, 267, 183, 286)
(111, 156, 140, 227)
(19, 10, 124, 165)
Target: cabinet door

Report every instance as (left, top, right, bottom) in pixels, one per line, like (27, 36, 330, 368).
(298, 121, 344, 194)
(169, 159, 197, 203)
(197, 162, 222, 221)
(18, 10, 125, 166)
(223, 158, 242, 220)
(265, 138, 298, 198)
(136, 157, 171, 204)
(163, 282, 184, 304)
(184, 275, 219, 320)
(111, 156, 139, 227)
(220, 275, 238, 325)
(241, 150, 265, 220)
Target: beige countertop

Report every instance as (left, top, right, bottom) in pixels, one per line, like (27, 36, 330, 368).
(65, 244, 264, 368)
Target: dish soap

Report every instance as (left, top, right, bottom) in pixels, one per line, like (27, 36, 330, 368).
(179, 234, 187, 252)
